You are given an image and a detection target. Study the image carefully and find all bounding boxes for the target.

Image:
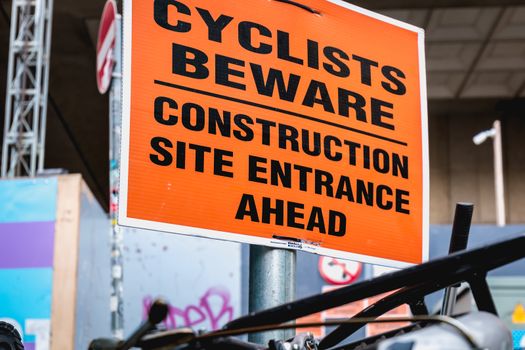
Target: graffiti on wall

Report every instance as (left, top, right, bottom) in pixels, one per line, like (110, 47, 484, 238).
(143, 286, 234, 331)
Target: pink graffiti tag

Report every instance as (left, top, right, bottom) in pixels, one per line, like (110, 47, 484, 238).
(143, 287, 234, 331)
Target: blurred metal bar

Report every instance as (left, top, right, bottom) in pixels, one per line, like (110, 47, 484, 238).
(492, 120, 505, 227)
(469, 274, 497, 314)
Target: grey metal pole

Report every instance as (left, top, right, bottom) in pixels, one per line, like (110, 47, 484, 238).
(109, 14, 124, 339)
(492, 120, 505, 227)
(248, 246, 296, 345)
(472, 121, 505, 227)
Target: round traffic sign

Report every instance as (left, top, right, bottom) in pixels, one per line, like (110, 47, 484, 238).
(96, 0, 117, 94)
(318, 256, 362, 285)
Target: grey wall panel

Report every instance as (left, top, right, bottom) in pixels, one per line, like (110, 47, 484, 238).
(428, 105, 525, 224)
(504, 114, 525, 223)
(75, 183, 112, 349)
(429, 113, 451, 223)
(122, 228, 242, 336)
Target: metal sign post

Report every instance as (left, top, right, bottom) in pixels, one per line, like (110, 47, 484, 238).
(492, 120, 505, 227)
(109, 14, 124, 339)
(248, 247, 296, 344)
(96, 0, 123, 337)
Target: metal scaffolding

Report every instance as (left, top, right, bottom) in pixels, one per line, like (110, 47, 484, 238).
(2, 0, 54, 177)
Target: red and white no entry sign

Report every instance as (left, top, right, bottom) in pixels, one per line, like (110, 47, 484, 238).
(96, 0, 117, 94)
(318, 256, 362, 285)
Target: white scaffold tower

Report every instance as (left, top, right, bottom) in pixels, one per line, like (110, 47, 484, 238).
(1, 0, 54, 177)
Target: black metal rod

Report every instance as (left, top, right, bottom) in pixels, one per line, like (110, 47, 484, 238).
(320, 283, 433, 349)
(469, 274, 498, 315)
(118, 299, 168, 350)
(448, 203, 474, 254)
(409, 299, 429, 316)
(140, 316, 480, 349)
(441, 203, 474, 315)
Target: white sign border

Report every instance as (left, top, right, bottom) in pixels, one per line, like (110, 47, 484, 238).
(119, 0, 429, 269)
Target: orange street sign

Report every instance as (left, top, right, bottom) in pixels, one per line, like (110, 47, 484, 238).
(119, 0, 429, 267)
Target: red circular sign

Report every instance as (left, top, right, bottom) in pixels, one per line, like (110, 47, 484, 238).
(318, 256, 362, 285)
(96, 0, 117, 94)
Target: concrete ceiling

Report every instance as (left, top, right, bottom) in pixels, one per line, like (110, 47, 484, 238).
(1, 0, 525, 210)
(379, 6, 525, 99)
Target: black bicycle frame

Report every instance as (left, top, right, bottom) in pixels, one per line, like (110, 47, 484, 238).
(223, 233, 525, 348)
